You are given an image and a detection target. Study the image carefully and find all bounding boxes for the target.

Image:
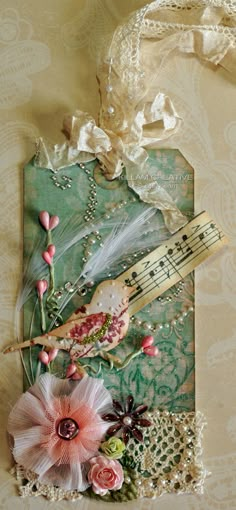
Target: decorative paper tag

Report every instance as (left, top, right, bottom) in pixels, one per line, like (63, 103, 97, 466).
(5, 149, 212, 502)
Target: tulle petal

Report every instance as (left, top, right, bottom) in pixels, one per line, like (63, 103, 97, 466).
(12, 425, 44, 453)
(8, 392, 51, 435)
(29, 373, 71, 406)
(70, 377, 112, 415)
(40, 462, 89, 491)
(13, 442, 56, 475)
(11, 425, 60, 476)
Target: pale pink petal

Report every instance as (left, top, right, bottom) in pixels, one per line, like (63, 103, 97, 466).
(70, 377, 112, 415)
(8, 392, 51, 435)
(12, 425, 44, 456)
(75, 436, 101, 463)
(13, 441, 56, 475)
(29, 373, 71, 407)
(41, 462, 89, 491)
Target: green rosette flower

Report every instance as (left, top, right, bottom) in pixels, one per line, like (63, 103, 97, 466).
(100, 436, 126, 460)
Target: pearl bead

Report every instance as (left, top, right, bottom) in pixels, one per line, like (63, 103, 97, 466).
(107, 105, 115, 115)
(106, 84, 113, 93)
(86, 281, 94, 288)
(143, 322, 152, 330)
(123, 416, 132, 426)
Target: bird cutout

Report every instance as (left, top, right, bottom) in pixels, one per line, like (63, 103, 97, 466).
(3, 280, 139, 372)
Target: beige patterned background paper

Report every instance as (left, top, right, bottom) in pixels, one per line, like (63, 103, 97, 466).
(0, 1, 236, 509)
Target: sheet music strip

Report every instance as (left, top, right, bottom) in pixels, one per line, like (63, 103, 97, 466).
(117, 211, 227, 315)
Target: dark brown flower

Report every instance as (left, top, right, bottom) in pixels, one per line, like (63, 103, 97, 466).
(102, 395, 151, 444)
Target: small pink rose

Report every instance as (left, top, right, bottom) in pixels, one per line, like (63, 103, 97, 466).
(42, 251, 52, 265)
(47, 244, 56, 257)
(36, 279, 48, 299)
(88, 455, 124, 496)
(39, 211, 50, 231)
(38, 351, 49, 365)
(49, 215, 59, 230)
(141, 335, 154, 349)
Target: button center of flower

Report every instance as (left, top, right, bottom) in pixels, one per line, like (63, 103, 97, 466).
(122, 416, 132, 426)
(57, 418, 79, 440)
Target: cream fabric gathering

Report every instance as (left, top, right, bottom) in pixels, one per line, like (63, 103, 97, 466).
(36, 0, 236, 232)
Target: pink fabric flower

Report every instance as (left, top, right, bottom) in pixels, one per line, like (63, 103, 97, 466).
(88, 455, 124, 495)
(8, 374, 113, 491)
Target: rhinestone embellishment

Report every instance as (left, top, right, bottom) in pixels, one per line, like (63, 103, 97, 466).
(57, 418, 79, 440)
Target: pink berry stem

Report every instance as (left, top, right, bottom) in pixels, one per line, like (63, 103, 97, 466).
(39, 293, 46, 333)
(47, 230, 52, 247)
(46, 263, 55, 303)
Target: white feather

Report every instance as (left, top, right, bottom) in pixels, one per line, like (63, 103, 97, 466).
(51, 206, 163, 326)
(16, 212, 128, 311)
(81, 206, 157, 281)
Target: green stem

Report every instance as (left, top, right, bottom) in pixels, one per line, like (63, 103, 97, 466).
(83, 349, 143, 375)
(47, 230, 52, 246)
(113, 349, 143, 371)
(47, 263, 55, 302)
(39, 296, 46, 333)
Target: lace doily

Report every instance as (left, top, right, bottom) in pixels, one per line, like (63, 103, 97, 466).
(125, 410, 207, 498)
(11, 410, 206, 501)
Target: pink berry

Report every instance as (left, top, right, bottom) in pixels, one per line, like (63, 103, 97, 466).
(38, 351, 49, 365)
(49, 215, 59, 230)
(39, 211, 50, 231)
(47, 244, 56, 257)
(143, 346, 159, 357)
(141, 335, 154, 349)
(42, 251, 52, 265)
(36, 279, 48, 299)
(48, 348, 59, 362)
(66, 363, 77, 378)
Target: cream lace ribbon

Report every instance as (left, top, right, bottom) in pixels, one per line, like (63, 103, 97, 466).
(35, 0, 236, 233)
(11, 411, 207, 501)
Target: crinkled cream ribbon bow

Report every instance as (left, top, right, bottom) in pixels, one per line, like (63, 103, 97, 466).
(36, 93, 184, 233)
(36, 0, 236, 233)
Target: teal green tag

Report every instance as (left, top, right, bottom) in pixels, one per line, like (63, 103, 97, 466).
(23, 149, 194, 411)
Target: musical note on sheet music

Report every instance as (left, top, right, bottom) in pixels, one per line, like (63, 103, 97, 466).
(117, 211, 227, 315)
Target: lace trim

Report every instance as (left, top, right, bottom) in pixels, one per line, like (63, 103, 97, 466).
(129, 410, 207, 498)
(142, 20, 236, 45)
(11, 465, 84, 501)
(11, 411, 207, 501)
(99, 0, 236, 97)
